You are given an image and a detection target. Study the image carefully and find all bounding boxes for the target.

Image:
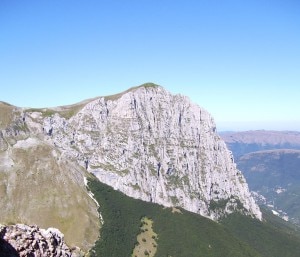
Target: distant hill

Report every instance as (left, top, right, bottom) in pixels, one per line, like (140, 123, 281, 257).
(221, 130, 300, 225)
(220, 130, 300, 157)
(237, 149, 300, 224)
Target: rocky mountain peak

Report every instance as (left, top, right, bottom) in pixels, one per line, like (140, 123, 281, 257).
(1, 84, 262, 225)
(32, 84, 261, 220)
(102, 82, 162, 102)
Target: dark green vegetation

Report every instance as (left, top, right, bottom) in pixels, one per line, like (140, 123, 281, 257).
(87, 176, 300, 257)
(221, 210, 300, 257)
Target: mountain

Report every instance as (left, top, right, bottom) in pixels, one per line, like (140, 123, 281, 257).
(220, 130, 300, 157)
(25, 83, 260, 220)
(221, 130, 300, 225)
(0, 83, 264, 253)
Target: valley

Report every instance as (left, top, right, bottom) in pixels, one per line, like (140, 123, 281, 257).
(221, 131, 300, 225)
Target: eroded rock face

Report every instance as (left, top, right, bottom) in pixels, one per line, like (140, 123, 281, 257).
(0, 224, 81, 257)
(25, 84, 261, 220)
(0, 84, 262, 222)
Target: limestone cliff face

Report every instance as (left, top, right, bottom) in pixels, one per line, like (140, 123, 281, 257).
(22, 84, 261, 220)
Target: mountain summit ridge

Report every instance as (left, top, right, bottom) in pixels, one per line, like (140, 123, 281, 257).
(35, 84, 260, 220)
(0, 84, 261, 230)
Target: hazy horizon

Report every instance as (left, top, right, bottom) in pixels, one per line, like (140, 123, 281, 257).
(217, 121, 300, 132)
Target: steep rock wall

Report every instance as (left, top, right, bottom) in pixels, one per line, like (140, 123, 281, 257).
(27, 85, 261, 220)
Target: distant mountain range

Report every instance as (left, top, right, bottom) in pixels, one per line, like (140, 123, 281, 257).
(221, 130, 300, 225)
(221, 130, 300, 157)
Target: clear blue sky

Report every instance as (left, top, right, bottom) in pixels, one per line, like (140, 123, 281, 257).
(1, 0, 299, 131)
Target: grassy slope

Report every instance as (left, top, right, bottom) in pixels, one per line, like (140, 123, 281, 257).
(104, 83, 159, 101)
(0, 102, 15, 129)
(0, 140, 99, 251)
(24, 83, 159, 118)
(87, 177, 261, 257)
(131, 217, 158, 257)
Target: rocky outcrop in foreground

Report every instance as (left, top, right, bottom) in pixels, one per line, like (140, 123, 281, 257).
(0, 224, 80, 257)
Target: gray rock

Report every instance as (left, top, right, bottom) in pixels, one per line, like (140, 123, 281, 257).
(25, 85, 261, 220)
(0, 224, 80, 257)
